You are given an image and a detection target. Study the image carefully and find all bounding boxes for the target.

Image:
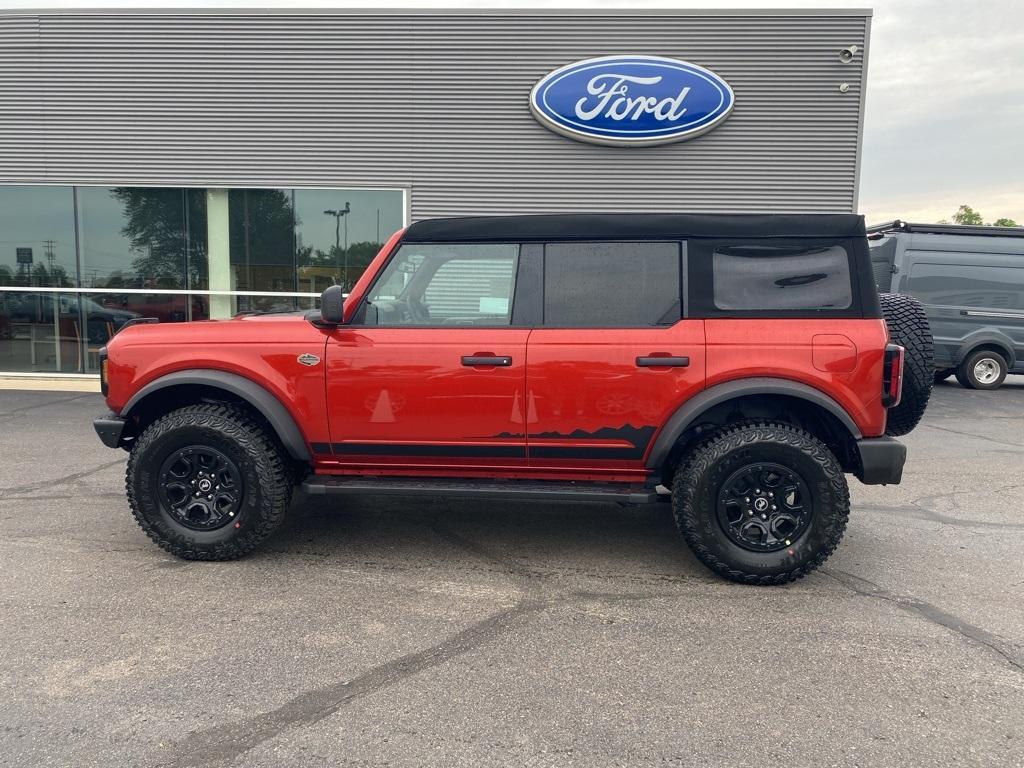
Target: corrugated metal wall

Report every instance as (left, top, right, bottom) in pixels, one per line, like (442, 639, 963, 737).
(0, 10, 870, 217)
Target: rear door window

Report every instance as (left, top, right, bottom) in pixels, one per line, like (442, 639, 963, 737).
(542, 241, 681, 327)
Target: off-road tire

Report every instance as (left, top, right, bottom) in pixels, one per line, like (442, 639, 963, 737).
(956, 349, 1008, 390)
(879, 292, 933, 436)
(672, 422, 849, 586)
(934, 368, 955, 383)
(126, 403, 293, 560)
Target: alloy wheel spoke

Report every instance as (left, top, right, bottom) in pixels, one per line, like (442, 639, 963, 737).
(716, 461, 812, 552)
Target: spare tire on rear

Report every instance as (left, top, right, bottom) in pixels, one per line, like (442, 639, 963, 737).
(879, 292, 934, 436)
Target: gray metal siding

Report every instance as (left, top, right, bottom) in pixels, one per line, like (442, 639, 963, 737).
(0, 10, 869, 217)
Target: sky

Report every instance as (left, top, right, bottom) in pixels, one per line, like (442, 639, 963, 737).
(4, 0, 1022, 226)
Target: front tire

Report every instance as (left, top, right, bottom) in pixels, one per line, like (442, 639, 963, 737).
(956, 349, 1008, 390)
(672, 423, 849, 585)
(126, 403, 293, 560)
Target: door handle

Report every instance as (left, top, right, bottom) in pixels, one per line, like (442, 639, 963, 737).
(462, 355, 513, 367)
(636, 355, 689, 368)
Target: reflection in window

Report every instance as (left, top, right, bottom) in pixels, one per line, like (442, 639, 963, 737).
(79, 187, 206, 292)
(0, 184, 404, 373)
(363, 244, 519, 326)
(906, 262, 1024, 309)
(712, 244, 852, 311)
(0, 186, 77, 288)
(229, 189, 295, 311)
(294, 188, 405, 294)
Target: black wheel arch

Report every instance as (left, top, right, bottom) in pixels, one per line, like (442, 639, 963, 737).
(648, 378, 862, 484)
(956, 337, 1015, 370)
(119, 370, 311, 461)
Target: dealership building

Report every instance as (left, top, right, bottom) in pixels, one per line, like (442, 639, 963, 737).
(0, 5, 871, 379)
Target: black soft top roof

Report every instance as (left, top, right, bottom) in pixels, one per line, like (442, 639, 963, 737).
(403, 213, 866, 243)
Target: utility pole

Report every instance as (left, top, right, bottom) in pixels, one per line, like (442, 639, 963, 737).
(43, 239, 56, 283)
(323, 202, 352, 288)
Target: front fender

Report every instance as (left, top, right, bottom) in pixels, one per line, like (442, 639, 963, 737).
(121, 369, 311, 461)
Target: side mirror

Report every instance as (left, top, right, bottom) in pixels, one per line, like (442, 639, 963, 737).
(319, 285, 345, 325)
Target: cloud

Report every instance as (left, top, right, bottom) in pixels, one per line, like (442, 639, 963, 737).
(859, 0, 1024, 223)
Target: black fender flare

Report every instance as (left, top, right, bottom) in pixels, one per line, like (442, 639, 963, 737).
(121, 369, 311, 461)
(644, 377, 862, 470)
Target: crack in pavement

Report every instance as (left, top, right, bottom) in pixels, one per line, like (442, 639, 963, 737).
(0, 392, 96, 420)
(824, 569, 1024, 674)
(859, 504, 1024, 531)
(161, 520, 710, 767)
(0, 492, 125, 503)
(162, 598, 546, 768)
(0, 459, 124, 498)
(920, 423, 1024, 450)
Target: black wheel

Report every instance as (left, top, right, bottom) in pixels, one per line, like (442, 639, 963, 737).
(672, 422, 849, 585)
(934, 368, 955, 383)
(879, 292, 934, 436)
(956, 349, 1008, 390)
(126, 403, 293, 560)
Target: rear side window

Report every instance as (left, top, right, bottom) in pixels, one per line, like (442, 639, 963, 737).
(690, 240, 857, 316)
(542, 241, 681, 327)
(906, 262, 1024, 309)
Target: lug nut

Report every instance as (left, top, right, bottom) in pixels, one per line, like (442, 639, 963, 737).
(761, 514, 768, 520)
(744, 497, 750, 503)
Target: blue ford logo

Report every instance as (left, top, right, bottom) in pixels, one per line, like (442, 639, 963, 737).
(529, 55, 735, 147)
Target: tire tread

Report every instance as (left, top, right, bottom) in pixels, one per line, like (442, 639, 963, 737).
(879, 292, 933, 436)
(672, 421, 849, 586)
(126, 402, 292, 560)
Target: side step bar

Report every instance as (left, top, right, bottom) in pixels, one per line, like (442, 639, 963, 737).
(301, 476, 665, 505)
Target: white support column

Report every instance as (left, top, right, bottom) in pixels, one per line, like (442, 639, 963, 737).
(206, 189, 233, 319)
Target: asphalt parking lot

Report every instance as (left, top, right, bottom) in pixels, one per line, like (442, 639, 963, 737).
(1, 380, 1022, 768)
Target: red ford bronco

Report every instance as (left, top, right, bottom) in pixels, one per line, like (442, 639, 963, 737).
(94, 214, 933, 584)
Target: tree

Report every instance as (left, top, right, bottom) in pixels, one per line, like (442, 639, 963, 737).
(953, 205, 984, 225)
(992, 217, 1018, 227)
(111, 188, 207, 289)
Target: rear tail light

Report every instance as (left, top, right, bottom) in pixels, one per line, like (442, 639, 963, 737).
(882, 343, 904, 407)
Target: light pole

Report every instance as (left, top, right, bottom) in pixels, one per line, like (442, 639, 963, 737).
(323, 202, 351, 287)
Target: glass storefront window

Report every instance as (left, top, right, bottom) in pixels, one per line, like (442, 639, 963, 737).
(0, 184, 404, 374)
(228, 189, 295, 312)
(294, 188, 405, 293)
(1, 291, 82, 374)
(78, 186, 208, 294)
(0, 186, 78, 288)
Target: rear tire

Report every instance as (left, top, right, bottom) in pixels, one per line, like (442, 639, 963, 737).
(956, 349, 1008, 390)
(879, 292, 934, 436)
(126, 403, 293, 560)
(672, 422, 849, 586)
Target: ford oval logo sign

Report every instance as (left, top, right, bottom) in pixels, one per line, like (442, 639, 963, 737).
(529, 55, 735, 147)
